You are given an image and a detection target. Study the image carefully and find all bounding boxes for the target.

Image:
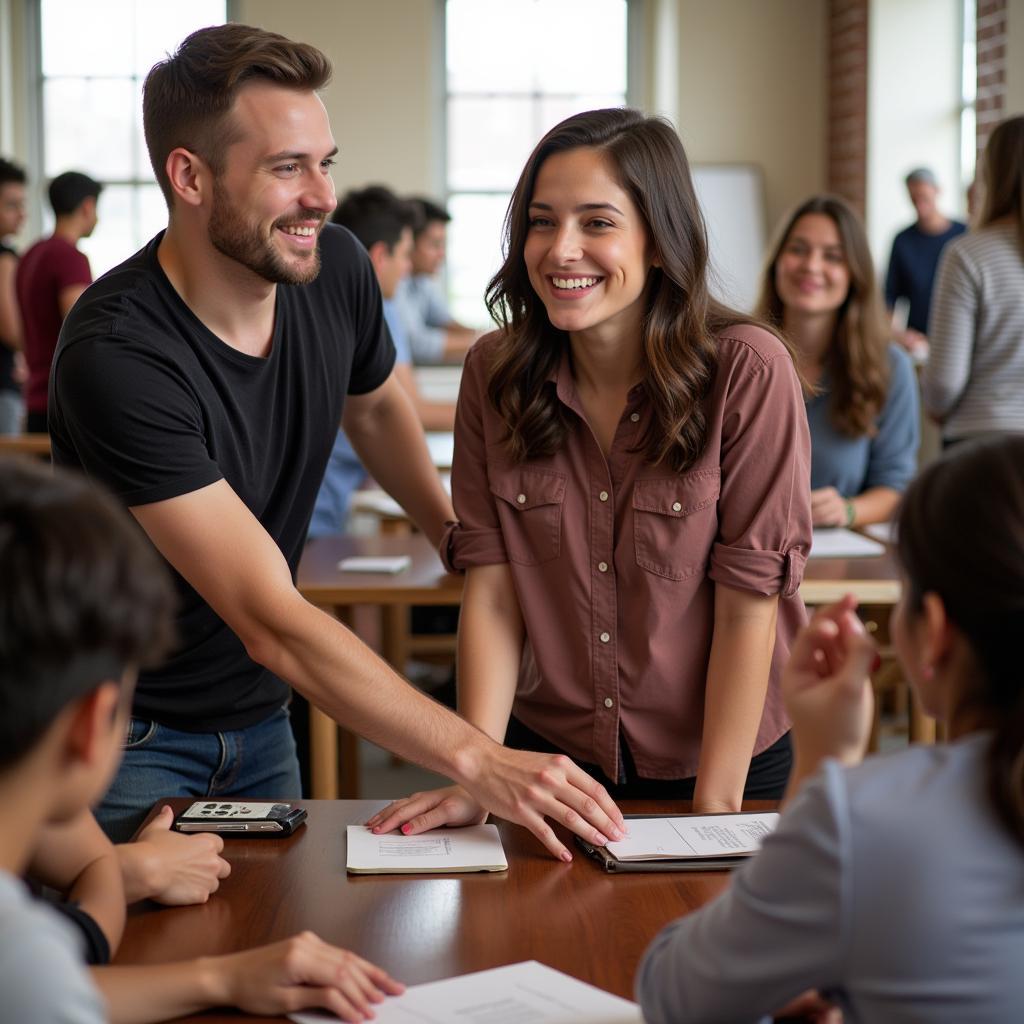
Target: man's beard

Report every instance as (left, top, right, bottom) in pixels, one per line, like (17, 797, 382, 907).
(208, 178, 323, 285)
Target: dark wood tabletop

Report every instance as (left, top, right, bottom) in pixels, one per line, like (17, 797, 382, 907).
(115, 799, 770, 1022)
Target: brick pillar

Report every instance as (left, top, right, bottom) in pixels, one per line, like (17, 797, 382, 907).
(976, 0, 1007, 160)
(827, 0, 869, 217)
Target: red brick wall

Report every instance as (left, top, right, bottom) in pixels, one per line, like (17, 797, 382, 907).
(976, 0, 1007, 159)
(827, 0, 869, 216)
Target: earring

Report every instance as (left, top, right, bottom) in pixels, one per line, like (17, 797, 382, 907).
(920, 662, 935, 680)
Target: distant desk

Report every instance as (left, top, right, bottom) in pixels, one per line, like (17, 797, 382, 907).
(0, 432, 50, 457)
(116, 797, 768, 1021)
(297, 535, 906, 798)
(297, 534, 460, 799)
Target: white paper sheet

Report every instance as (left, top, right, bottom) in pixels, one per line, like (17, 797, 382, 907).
(290, 960, 642, 1023)
(337, 556, 412, 574)
(605, 812, 779, 861)
(863, 521, 896, 545)
(346, 825, 508, 874)
(809, 528, 886, 559)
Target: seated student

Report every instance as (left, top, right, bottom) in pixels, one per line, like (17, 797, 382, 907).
(758, 195, 919, 528)
(393, 197, 478, 365)
(0, 457, 402, 1022)
(310, 185, 455, 538)
(636, 435, 1024, 1022)
(369, 107, 811, 842)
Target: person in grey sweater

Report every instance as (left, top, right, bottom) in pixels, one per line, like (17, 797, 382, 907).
(636, 435, 1024, 1023)
(924, 115, 1024, 443)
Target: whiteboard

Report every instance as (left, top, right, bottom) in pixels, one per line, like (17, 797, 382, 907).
(692, 164, 767, 313)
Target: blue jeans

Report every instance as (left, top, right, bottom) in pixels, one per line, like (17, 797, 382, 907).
(96, 705, 302, 842)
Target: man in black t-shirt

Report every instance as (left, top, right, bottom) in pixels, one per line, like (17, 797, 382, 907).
(49, 24, 624, 858)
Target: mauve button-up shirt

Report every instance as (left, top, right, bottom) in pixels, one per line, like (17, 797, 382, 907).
(445, 324, 812, 782)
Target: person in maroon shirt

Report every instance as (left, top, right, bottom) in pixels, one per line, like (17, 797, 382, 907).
(15, 170, 100, 433)
(370, 108, 812, 839)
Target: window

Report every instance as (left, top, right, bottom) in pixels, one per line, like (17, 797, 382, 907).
(959, 0, 977, 194)
(445, 0, 629, 326)
(38, 0, 226, 276)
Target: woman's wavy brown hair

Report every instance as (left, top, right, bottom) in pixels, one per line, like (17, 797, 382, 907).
(484, 107, 781, 473)
(757, 195, 890, 438)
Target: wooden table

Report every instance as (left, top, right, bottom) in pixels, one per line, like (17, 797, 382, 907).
(115, 798, 759, 1022)
(297, 535, 909, 799)
(0, 432, 50, 457)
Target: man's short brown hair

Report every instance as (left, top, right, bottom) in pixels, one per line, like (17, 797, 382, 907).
(143, 23, 332, 206)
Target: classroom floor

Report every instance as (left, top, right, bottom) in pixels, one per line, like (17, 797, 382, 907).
(358, 738, 449, 799)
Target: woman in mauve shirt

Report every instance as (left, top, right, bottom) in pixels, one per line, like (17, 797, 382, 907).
(369, 108, 812, 841)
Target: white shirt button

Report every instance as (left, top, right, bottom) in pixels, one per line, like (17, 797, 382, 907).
(672, 501, 682, 512)
(604, 697, 614, 709)
(630, 412, 640, 422)
(599, 490, 609, 502)
(598, 561, 608, 573)
(516, 493, 526, 504)
(599, 631, 610, 643)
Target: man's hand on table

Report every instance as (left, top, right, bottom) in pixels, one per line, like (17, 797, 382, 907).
(368, 746, 627, 862)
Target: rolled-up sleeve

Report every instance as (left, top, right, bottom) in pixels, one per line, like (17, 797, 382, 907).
(709, 345, 812, 597)
(444, 342, 509, 570)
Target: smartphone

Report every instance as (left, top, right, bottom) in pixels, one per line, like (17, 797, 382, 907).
(173, 801, 307, 837)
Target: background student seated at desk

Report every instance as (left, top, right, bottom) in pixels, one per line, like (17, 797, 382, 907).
(368, 107, 812, 842)
(637, 436, 1024, 1024)
(0, 458, 403, 1023)
(759, 195, 919, 529)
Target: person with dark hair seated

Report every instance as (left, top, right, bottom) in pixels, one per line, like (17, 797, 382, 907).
(637, 436, 1024, 1023)
(393, 196, 478, 364)
(0, 156, 27, 436)
(0, 457, 402, 1022)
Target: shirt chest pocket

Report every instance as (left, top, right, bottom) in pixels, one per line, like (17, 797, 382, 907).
(633, 470, 721, 580)
(489, 466, 567, 566)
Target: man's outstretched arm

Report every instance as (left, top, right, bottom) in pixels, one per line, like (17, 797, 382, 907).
(131, 481, 625, 860)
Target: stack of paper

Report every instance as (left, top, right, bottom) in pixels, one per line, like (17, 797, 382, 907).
(605, 812, 779, 863)
(290, 961, 642, 1023)
(809, 528, 886, 559)
(346, 825, 508, 874)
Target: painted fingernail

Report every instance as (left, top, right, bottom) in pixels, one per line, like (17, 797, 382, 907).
(401, 823, 412, 834)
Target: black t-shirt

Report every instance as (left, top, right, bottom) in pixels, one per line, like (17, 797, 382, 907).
(0, 241, 17, 393)
(49, 225, 395, 731)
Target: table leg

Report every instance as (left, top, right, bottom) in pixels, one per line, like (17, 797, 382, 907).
(310, 705, 338, 800)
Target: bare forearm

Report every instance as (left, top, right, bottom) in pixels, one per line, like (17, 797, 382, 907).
(694, 588, 779, 811)
(254, 590, 492, 786)
(848, 486, 900, 527)
(66, 852, 127, 953)
(92, 961, 221, 1024)
(458, 566, 524, 741)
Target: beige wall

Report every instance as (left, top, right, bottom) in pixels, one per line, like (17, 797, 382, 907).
(235, 0, 440, 195)
(674, 0, 827, 234)
(1007, 0, 1024, 117)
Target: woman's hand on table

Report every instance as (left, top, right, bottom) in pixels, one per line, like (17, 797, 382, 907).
(782, 595, 876, 773)
(213, 931, 404, 1021)
(366, 785, 488, 835)
(810, 487, 849, 527)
